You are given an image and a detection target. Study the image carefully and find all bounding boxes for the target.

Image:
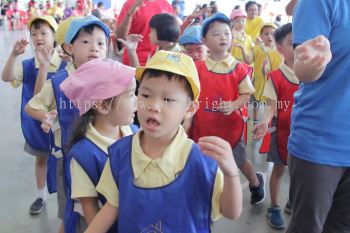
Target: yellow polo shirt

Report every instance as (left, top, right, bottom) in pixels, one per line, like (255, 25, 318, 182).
(27, 62, 76, 148)
(231, 30, 254, 65)
(205, 55, 255, 95)
(263, 62, 299, 101)
(70, 123, 134, 215)
(245, 17, 264, 43)
(11, 49, 62, 88)
(97, 126, 224, 221)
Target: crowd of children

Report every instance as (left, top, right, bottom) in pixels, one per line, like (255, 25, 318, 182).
(1, 0, 344, 232)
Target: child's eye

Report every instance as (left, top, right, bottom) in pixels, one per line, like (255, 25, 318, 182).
(83, 40, 89, 44)
(141, 94, 149, 98)
(163, 98, 174, 103)
(98, 42, 105, 46)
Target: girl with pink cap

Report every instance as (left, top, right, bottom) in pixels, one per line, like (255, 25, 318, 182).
(59, 58, 138, 233)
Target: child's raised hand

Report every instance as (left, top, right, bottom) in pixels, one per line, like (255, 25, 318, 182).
(252, 121, 268, 139)
(198, 136, 239, 177)
(295, 35, 332, 70)
(41, 110, 57, 133)
(117, 34, 143, 52)
(11, 39, 29, 56)
(35, 46, 53, 68)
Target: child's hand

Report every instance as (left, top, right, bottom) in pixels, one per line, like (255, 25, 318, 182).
(117, 34, 143, 52)
(252, 121, 268, 139)
(255, 37, 262, 45)
(218, 101, 236, 115)
(35, 46, 53, 68)
(295, 35, 332, 71)
(198, 136, 238, 177)
(11, 39, 29, 56)
(41, 110, 57, 133)
(262, 58, 270, 76)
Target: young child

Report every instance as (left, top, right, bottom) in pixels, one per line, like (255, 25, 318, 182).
(179, 25, 207, 61)
(230, 8, 253, 65)
(188, 13, 266, 205)
(23, 16, 109, 229)
(252, 22, 282, 123)
(1, 15, 65, 215)
(85, 50, 242, 232)
(253, 23, 298, 229)
(60, 58, 138, 233)
(244, 1, 264, 43)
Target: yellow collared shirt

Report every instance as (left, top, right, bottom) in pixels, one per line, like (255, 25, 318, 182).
(204, 55, 255, 95)
(97, 126, 224, 221)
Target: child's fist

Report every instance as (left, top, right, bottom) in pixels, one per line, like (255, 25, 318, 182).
(41, 110, 57, 133)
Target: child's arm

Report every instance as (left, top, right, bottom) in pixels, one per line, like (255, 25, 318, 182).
(218, 94, 250, 116)
(84, 202, 118, 233)
(79, 197, 100, 225)
(25, 105, 57, 133)
(294, 35, 332, 83)
(115, 0, 143, 40)
(252, 99, 276, 139)
(1, 39, 29, 82)
(198, 136, 242, 220)
(232, 43, 253, 65)
(117, 34, 143, 68)
(34, 47, 53, 94)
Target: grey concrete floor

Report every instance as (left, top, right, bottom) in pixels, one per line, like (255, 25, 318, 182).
(0, 24, 291, 233)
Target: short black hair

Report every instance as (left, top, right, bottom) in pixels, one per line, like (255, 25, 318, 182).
(149, 13, 180, 42)
(245, 1, 258, 12)
(140, 69, 194, 100)
(97, 2, 103, 7)
(30, 19, 56, 47)
(70, 24, 107, 44)
(202, 18, 230, 38)
(273, 23, 292, 44)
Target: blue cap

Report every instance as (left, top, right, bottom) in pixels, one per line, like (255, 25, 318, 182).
(64, 15, 110, 44)
(179, 26, 202, 45)
(201, 13, 230, 38)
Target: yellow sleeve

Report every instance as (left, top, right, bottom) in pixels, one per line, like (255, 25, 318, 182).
(11, 64, 23, 88)
(238, 76, 255, 95)
(96, 159, 119, 207)
(27, 79, 57, 111)
(262, 78, 277, 101)
(211, 168, 224, 221)
(70, 158, 98, 199)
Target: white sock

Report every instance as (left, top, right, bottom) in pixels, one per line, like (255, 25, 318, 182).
(37, 187, 47, 201)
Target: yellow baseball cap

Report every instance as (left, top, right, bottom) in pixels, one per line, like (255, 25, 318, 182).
(28, 15, 58, 32)
(55, 17, 78, 45)
(260, 22, 277, 34)
(135, 51, 200, 100)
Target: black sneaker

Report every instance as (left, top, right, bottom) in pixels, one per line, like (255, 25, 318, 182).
(29, 198, 46, 215)
(249, 172, 266, 204)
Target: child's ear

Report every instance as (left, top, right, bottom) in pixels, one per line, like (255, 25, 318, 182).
(276, 43, 283, 53)
(64, 43, 74, 56)
(95, 100, 111, 115)
(184, 100, 199, 119)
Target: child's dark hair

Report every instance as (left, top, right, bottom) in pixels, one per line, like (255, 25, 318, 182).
(70, 24, 107, 44)
(66, 97, 114, 153)
(202, 17, 230, 38)
(273, 23, 292, 44)
(140, 69, 194, 100)
(245, 1, 258, 12)
(149, 13, 180, 42)
(30, 19, 57, 47)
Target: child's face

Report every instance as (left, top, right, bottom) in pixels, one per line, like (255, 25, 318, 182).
(203, 22, 232, 54)
(137, 75, 193, 140)
(105, 78, 137, 126)
(232, 16, 246, 31)
(30, 23, 55, 50)
(183, 44, 207, 61)
(277, 33, 294, 63)
(149, 28, 158, 45)
(260, 26, 275, 47)
(67, 27, 107, 67)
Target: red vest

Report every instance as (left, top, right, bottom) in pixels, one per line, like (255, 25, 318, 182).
(270, 69, 299, 164)
(189, 60, 248, 147)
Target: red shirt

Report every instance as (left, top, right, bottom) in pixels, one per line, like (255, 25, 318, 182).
(117, 0, 174, 66)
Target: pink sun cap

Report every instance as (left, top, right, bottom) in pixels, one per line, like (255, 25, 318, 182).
(60, 58, 135, 115)
(230, 9, 246, 20)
